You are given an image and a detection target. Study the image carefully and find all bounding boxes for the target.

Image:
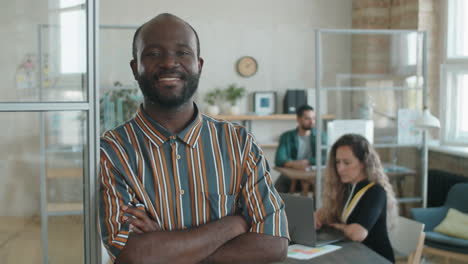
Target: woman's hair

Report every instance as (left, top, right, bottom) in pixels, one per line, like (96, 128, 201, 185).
(321, 134, 398, 230)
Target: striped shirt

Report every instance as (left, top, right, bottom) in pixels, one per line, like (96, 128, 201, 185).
(99, 104, 289, 259)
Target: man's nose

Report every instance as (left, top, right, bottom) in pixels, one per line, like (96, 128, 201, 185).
(159, 53, 179, 68)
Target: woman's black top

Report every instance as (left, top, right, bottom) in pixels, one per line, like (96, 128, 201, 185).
(345, 179, 395, 263)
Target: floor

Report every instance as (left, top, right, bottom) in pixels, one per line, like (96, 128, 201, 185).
(0, 216, 84, 264)
(396, 254, 468, 264)
(421, 255, 468, 264)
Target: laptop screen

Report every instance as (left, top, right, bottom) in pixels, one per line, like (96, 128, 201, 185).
(279, 192, 344, 247)
(279, 193, 317, 246)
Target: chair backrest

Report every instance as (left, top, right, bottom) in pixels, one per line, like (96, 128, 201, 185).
(389, 216, 425, 264)
(445, 183, 468, 213)
(408, 232, 425, 264)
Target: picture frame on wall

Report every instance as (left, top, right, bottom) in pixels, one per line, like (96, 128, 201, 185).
(254, 91, 276, 115)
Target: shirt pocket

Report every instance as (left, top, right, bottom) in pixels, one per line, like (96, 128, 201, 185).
(203, 192, 237, 220)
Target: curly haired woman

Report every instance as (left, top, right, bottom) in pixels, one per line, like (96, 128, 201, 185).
(314, 134, 398, 262)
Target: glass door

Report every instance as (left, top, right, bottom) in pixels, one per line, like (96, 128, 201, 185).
(0, 0, 99, 263)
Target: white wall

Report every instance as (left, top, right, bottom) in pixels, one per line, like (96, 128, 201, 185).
(100, 1, 352, 112)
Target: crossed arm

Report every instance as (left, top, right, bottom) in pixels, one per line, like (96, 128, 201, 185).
(115, 206, 288, 264)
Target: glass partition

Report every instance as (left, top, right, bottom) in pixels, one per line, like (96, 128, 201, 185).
(2, 0, 87, 102)
(0, 112, 85, 263)
(314, 29, 426, 212)
(0, 0, 98, 263)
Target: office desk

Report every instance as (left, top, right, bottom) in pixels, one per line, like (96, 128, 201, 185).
(274, 166, 323, 196)
(280, 241, 391, 264)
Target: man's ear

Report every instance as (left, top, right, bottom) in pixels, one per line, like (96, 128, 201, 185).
(198, 57, 204, 73)
(130, 59, 138, 80)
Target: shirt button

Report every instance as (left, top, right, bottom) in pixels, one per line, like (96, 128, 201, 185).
(180, 189, 185, 195)
(177, 154, 181, 160)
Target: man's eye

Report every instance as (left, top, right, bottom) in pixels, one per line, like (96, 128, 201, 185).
(177, 50, 190, 56)
(148, 51, 161, 57)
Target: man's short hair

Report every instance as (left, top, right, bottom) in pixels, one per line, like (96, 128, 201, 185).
(131, 13, 201, 61)
(296, 105, 314, 117)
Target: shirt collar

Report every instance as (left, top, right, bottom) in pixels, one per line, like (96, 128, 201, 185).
(135, 103, 203, 148)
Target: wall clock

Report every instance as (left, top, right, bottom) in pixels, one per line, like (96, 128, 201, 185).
(236, 56, 258, 77)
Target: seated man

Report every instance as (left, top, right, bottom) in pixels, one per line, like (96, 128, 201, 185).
(274, 105, 327, 193)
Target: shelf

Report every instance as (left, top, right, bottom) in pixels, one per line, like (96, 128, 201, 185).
(47, 202, 83, 216)
(374, 143, 420, 148)
(46, 167, 82, 179)
(211, 113, 335, 121)
(259, 143, 279, 148)
(320, 86, 422, 91)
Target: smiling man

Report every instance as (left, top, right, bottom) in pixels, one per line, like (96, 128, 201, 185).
(99, 13, 289, 264)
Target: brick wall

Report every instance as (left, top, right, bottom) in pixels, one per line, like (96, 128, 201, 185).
(429, 151, 468, 178)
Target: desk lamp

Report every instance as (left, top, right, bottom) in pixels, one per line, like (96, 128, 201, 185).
(415, 107, 440, 208)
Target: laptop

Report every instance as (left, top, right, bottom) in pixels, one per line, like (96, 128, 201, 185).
(279, 192, 345, 247)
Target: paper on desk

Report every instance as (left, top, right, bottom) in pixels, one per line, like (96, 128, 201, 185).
(287, 244, 341, 260)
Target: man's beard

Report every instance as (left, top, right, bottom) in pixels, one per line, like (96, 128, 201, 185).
(301, 125, 312, 131)
(138, 70, 200, 109)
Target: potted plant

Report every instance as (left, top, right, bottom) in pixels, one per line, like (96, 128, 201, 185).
(223, 83, 246, 115)
(100, 87, 142, 133)
(204, 88, 223, 116)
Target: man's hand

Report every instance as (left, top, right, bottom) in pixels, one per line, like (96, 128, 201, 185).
(123, 205, 249, 235)
(122, 205, 160, 233)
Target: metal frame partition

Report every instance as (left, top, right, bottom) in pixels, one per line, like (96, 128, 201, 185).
(314, 29, 428, 209)
(0, 0, 99, 263)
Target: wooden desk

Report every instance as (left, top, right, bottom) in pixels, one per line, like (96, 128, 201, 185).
(279, 241, 391, 264)
(274, 166, 325, 196)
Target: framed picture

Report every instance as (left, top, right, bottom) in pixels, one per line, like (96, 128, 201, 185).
(254, 92, 276, 115)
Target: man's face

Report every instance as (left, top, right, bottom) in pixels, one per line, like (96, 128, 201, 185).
(297, 110, 315, 131)
(130, 17, 204, 108)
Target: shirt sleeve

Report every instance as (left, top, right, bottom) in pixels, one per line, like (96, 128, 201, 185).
(241, 134, 290, 240)
(347, 185, 386, 231)
(275, 132, 292, 167)
(99, 137, 141, 261)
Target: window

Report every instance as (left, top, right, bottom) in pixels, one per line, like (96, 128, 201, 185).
(441, 65, 468, 144)
(447, 0, 468, 58)
(442, 0, 468, 146)
(59, 0, 86, 74)
(391, 32, 420, 74)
